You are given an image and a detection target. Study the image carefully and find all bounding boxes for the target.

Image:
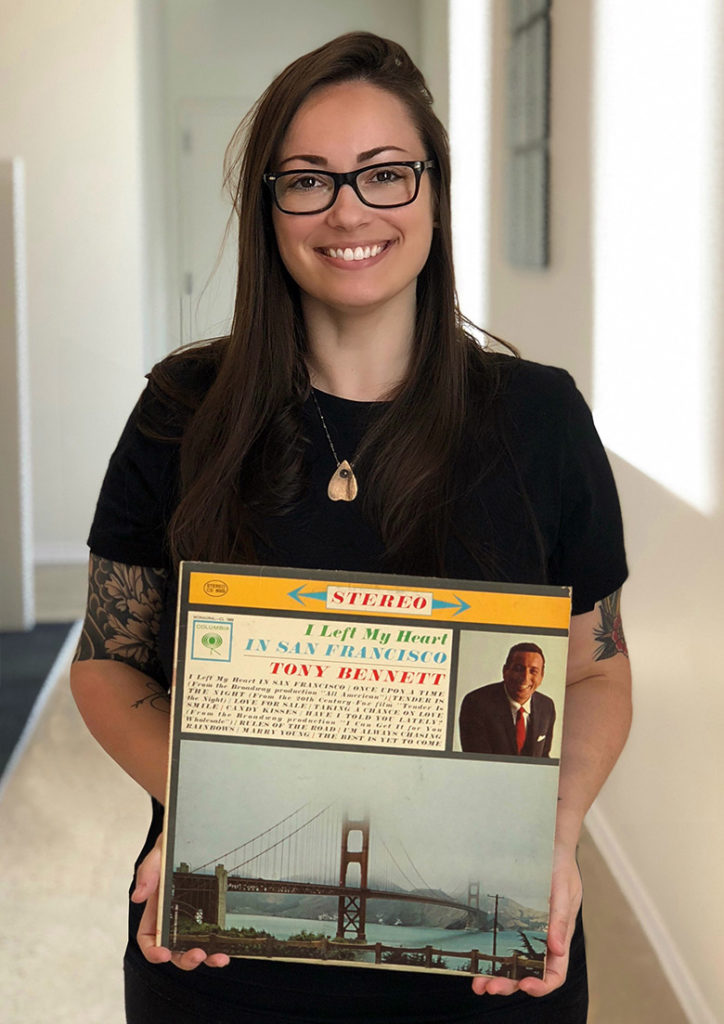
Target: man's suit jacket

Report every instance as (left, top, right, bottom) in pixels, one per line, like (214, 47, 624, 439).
(458, 682, 555, 757)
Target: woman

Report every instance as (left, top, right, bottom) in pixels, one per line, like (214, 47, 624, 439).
(71, 31, 631, 1023)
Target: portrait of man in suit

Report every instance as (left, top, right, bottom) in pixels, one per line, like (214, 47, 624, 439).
(458, 642, 555, 757)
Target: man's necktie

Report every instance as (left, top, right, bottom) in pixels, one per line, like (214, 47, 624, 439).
(516, 707, 526, 753)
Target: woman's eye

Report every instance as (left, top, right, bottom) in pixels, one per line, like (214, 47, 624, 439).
(288, 175, 325, 191)
(368, 167, 401, 184)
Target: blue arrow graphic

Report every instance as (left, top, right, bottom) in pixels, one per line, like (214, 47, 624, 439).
(287, 586, 327, 606)
(432, 595, 471, 617)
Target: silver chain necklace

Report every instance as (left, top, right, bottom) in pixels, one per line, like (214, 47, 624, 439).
(310, 389, 359, 502)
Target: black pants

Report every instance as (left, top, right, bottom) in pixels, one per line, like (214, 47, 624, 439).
(124, 909, 588, 1024)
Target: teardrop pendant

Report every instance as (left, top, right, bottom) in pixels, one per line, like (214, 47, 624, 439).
(327, 460, 358, 502)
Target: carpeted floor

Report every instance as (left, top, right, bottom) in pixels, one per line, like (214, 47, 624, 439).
(0, 621, 77, 781)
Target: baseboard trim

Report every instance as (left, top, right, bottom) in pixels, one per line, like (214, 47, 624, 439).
(585, 803, 717, 1024)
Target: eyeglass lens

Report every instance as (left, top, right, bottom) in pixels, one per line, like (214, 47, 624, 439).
(275, 164, 418, 213)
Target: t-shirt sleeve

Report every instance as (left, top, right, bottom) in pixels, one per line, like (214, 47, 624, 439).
(549, 373, 628, 614)
(87, 389, 179, 568)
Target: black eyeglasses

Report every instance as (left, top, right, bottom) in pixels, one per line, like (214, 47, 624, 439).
(263, 160, 435, 215)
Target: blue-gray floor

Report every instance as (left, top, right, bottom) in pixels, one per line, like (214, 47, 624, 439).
(0, 622, 74, 778)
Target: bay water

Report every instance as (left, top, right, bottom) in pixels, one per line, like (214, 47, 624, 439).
(226, 913, 545, 971)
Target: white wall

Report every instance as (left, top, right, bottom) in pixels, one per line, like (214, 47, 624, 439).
(0, 0, 146, 569)
(483, 1, 723, 1020)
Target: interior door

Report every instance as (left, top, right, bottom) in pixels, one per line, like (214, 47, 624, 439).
(176, 98, 253, 345)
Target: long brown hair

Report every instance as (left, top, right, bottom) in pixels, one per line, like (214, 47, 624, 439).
(145, 32, 517, 574)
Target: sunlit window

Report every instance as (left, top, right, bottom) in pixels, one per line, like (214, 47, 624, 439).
(449, 0, 490, 330)
(592, 0, 719, 514)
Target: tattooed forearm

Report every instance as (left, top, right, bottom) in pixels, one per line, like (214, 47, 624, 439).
(593, 587, 629, 661)
(74, 555, 168, 687)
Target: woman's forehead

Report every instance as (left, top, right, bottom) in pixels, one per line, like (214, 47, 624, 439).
(277, 81, 422, 164)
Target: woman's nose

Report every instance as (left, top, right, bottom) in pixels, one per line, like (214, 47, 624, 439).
(325, 182, 371, 228)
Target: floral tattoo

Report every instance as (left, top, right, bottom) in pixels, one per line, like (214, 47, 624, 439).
(593, 588, 629, 660)
(74, 555, 169, 708)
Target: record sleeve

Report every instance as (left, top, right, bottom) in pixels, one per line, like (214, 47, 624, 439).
(158, 563, 571, 979)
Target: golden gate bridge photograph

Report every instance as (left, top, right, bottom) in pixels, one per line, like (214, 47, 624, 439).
(162, 740, 558, 976)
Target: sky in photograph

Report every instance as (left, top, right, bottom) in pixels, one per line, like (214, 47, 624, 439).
(171, 739, 559, 910)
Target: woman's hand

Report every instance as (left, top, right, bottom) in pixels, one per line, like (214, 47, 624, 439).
(470, 844, 581, 997)
(471, 592, 632, 999)
(132, 834, 231, 971)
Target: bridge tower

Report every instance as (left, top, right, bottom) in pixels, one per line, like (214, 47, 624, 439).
(172, 863, 227, 928)
(335, 813, 370, 942)
(467, 881, 480, 909)
(215, 864, 228, 929)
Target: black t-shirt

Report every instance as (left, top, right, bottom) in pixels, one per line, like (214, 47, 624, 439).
(88, 356, 626, 1022)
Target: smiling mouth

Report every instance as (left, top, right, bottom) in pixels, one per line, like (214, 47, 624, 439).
(317, 241, 391, 262)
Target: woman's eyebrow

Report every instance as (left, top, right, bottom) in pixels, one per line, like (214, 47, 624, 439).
(278, 145, 409, 168)
(357, 145, 408, 162)
(278, 153, 327, 168)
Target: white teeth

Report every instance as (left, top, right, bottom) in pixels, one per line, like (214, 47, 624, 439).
(324, 243, 386, 260)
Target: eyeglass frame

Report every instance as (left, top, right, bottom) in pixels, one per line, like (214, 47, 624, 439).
(263, 159, 436, 215)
